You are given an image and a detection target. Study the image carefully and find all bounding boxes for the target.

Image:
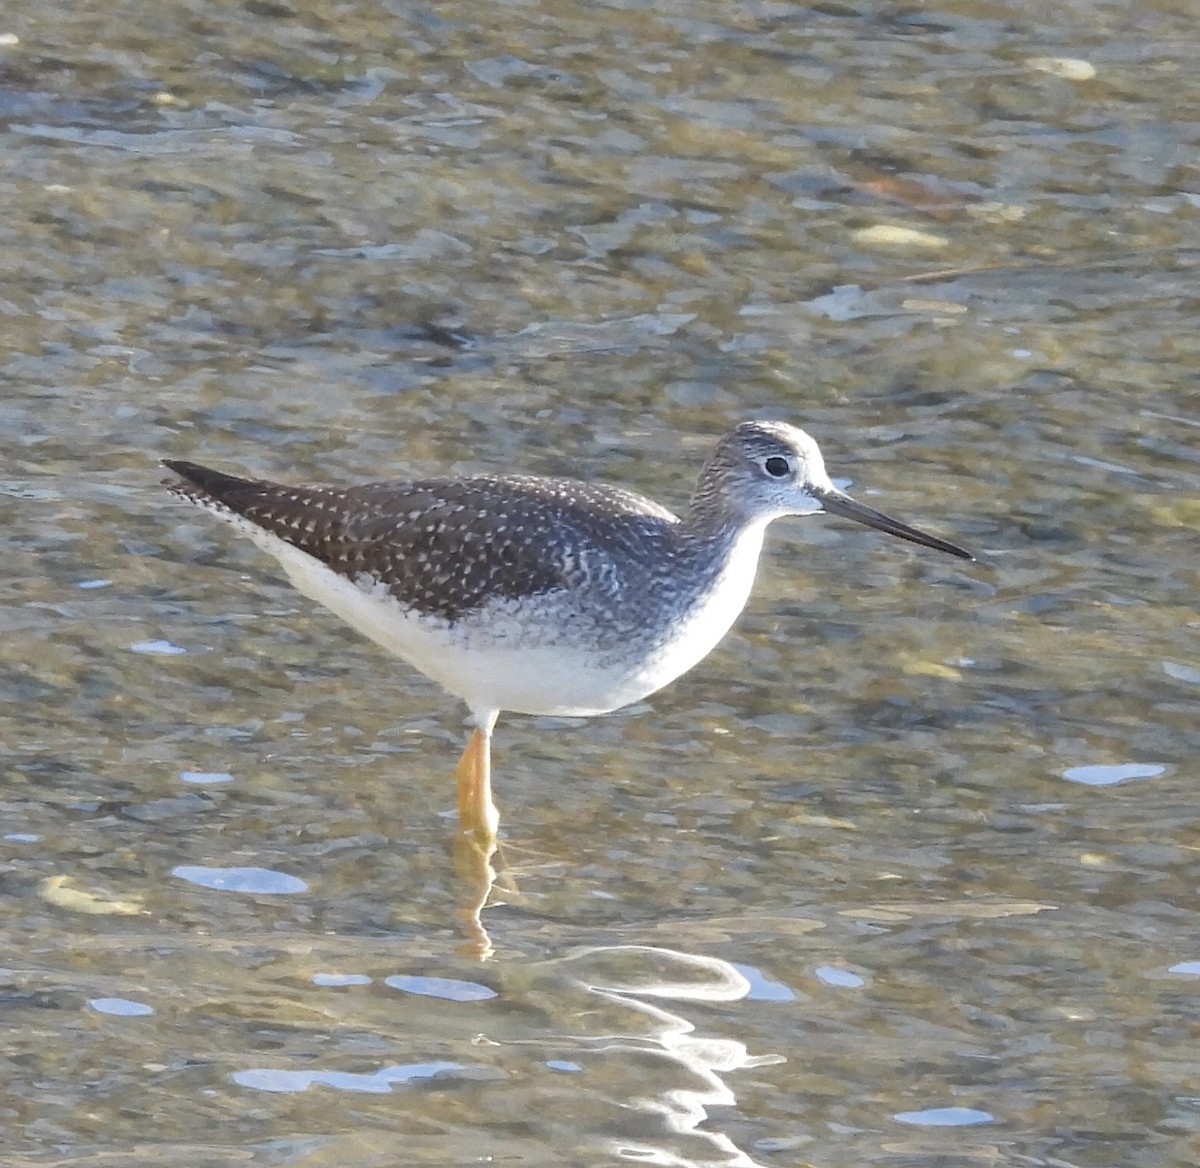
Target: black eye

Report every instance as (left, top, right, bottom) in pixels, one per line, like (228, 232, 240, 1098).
(764, 456, 790, 478)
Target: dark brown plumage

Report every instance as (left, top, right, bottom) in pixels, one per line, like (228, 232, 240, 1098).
(162, 458, 684, 625)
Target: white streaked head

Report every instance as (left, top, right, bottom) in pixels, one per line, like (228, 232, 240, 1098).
(693, 420, 974, 559)
(693, 420, 836, 523)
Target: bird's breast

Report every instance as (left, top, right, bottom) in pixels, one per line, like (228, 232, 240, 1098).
(611, 523, 767, 702)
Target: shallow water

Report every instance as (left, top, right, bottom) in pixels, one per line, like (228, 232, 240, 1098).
(2, 0, 1198, 1164)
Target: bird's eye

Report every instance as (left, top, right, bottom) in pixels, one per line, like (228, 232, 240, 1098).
(763, 456, 790, 478)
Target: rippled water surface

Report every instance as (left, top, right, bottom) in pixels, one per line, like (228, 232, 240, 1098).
(3, 0, 1198, 1164)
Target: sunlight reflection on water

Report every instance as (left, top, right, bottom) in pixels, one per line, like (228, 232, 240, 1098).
(171, 865, 308, 894)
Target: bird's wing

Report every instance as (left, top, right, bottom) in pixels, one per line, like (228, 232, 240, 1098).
(163, 462, 672, 622)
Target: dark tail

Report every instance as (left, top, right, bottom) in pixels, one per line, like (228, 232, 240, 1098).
(161, 460, 276, 517)
(162, 458, 258, 495)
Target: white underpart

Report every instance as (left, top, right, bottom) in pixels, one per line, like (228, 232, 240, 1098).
(192, 502, 770, 721)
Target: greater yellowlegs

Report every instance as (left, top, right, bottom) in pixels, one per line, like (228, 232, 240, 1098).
(163, 421, 971, 841)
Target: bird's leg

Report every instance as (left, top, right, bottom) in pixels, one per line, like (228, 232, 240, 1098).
(452, 714, 500, 959)
(455, 715, 499, 844)
(448, 711, 501, 957)
(453, 832, 497, 961)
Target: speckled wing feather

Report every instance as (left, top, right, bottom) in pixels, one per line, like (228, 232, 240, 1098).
(163, 459, 679, 623)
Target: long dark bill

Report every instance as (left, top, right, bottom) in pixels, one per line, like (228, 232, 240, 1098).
(815, 487, 974, 561)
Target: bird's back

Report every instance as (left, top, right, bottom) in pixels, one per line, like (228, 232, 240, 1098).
(163, 461, 682, 626)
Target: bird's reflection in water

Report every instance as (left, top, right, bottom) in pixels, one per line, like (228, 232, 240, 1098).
(452, 829, 501, 960)
(544, 945, 783, 1167)
(449, 838, 783, 1159)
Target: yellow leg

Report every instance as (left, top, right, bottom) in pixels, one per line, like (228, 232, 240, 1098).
(452, 713, 500, 960)
(455, 722, 499, 843)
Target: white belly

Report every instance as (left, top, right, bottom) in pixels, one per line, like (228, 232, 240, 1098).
(227, 516, 767, 720)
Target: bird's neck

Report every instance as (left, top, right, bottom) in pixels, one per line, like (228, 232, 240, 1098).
(673, 502, 770, 594)
(679, 486, 757, 548)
